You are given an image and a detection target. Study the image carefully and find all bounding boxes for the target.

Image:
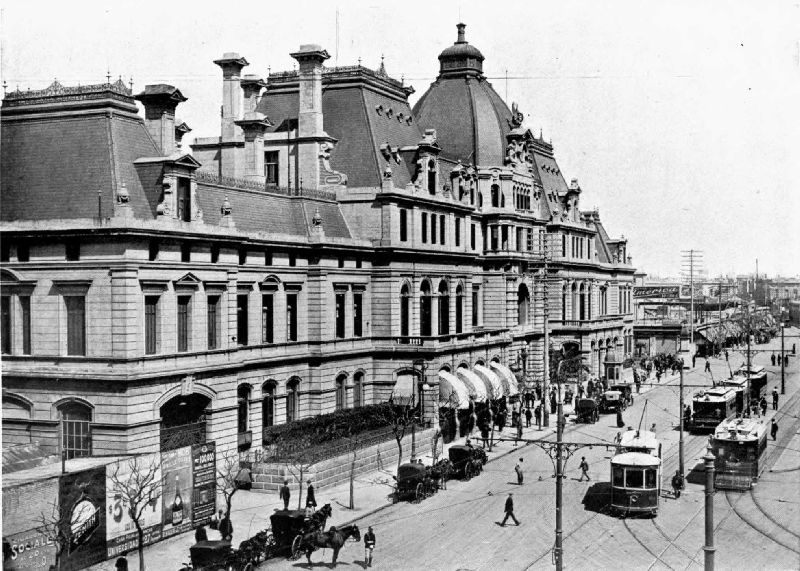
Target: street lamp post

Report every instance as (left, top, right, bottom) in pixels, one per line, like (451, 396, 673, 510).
(781, 322, 786, 395)
(703, 442, 716, 571)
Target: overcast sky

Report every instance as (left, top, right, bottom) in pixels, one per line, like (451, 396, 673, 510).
(2, 0, 798, 279)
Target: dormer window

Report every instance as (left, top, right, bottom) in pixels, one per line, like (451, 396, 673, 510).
(427, 160, 437, 194)
(176, 177, 191, 222)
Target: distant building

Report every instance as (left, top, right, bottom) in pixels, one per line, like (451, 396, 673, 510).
(1, 24, 634, 458)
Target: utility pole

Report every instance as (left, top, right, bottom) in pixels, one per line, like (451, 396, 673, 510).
(781, 322, 786, 395)
(717, 281, 723, 354)
(679, 367, 685, 479)
(745, 306, 752, 415)
(681, 250, 703, 348)
(703, 442, 716, 571)
(540, 233, 553, 428)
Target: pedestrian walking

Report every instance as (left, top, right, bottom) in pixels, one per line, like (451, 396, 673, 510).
(656, 370, 662, 383)
(279, 479, 291, 510)
(195, 524, 208, 542)
(525, 407, 532, 428)
(785, 354, 790, 367)
(210, 508, 223, 530)
(515, 458, 524, 485)
(363, 526, 376, 567)
(578, 457, 590, 481)
(306, 480, 317, 511)
(771, 418, 778, 440)
(534, 404, 541, 427)
(772, 389, 779, 410)
(684, 405, 692, 426)
(114, 554, 128, 571)
(614, 431, 622, 446)
(616, 409, 625, 428)
(497, 411, 506, 433)
(219, 511, 233, 542)
(771, 353, 776, 366)
(500, 493, 520, 526)
(692, 354, 696, 368)
(760, 397, 768, 417)
(704, 359, 711, 373)
(515, 420, 523, 444)
(587, 379, 595, 396)
(550, 391, 557, 413)
(480, 424, 490, 448)
(671, 471, 684, 499)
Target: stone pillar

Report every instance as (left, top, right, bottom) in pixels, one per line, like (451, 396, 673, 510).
(214, 53, 248, 179)
(235, 113, 272, 182)
(134, 85, 188, 155)
(111, 265, 139, 358)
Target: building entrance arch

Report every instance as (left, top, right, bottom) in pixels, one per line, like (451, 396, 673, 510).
(160, 393, 211, 452)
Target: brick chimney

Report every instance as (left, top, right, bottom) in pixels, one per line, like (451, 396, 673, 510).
(235, 112, 273, 182)
(240, 75, 267, 114)
(213, 53, 249, 143)
(290, 44, 337, 189)
(134, 85, 188, 155)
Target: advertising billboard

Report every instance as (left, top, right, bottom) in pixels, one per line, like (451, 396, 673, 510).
(105, 455, 162, 559)
(59, 466, 107, 571)
(160, 446, 193, 540)
(191, 442, 216, 526)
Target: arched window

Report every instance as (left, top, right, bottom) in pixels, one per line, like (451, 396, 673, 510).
(400, 283, 411, 336)
(262, 382, 276, 428)
(571, 283, 579, 320)
(58, 401, 92, 459)
(427, 160, 437, 194)
(491, 184, 500, 208)
(237, 385, 251, 433)
(335, 374, 347, 411)
(518, 283, 530, 325)
(455, 284, 464, 334)
(286, 378, 300, 423)
(579, 283, 586, 321)
(353, 372, 364, 408)
(420, 281, 432, 336)
(562, 284, 568, 322)
(438, 281, 450, 335)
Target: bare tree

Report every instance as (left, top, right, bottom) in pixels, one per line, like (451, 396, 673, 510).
(34, 500, 69, 571)
(215, 448, 242, 517)
(379, 395, 419, 473)
(108, 456, 162, 571)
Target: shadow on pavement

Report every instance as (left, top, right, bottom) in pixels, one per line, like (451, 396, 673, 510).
(581, 482, 612, 514)
(685, 461, 706, 485)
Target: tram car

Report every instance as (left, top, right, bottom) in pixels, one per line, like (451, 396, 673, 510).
(735, 365, 768, 402)
(710, 417, 768, 491)
(690, 387, 738, 432)
(610, 432, 662, 517)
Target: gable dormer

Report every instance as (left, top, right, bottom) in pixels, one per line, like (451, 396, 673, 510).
(134, 154, 202, 222)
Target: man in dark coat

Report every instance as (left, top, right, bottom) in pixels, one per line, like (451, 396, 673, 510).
(760, 397, 768, 417)
(616, 409, 625, 428)
(704, 359, 711, 373)
(525, 407, 532, 427)
(534, 404, 541, 427)
(771, 419, 778, 440)
(364, 526, 376, 567)
(515, 458, 524, 485)
(219, 512, 233, 541)
(772, 389, 779, 410)
(500, 493, 520, 526)
(306, 481, 317, 511)
(771, 353, 776, 366)
(194, 524, 208, 542)
(279, 479, 291, 510)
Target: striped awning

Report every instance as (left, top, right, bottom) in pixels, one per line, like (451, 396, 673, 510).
(438, 371, 471, 409)
(474, 364, 504, 399)
(456, 367, 488, 402)
(490, 362, 520, 396)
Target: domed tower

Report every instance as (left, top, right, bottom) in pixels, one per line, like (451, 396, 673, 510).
(413, 23, 513, 167)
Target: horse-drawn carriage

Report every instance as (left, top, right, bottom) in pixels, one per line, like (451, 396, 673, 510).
(448, 445, 487, 480)
(574, 397, 600, 423)
(182, 540, 240, 571)
(392, 462, 442, 503)
(610, 383, 635, 406)
(599, 390, 626, 413)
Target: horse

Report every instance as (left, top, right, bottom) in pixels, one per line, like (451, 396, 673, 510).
(297, 524, 361, 567)
(306, 503, 333, 531)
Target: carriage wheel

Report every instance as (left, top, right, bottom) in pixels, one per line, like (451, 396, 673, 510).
(464, 463, 474, 481)
(290, 535, 304, 560)
(242, 564, 254, 571)
(262, 532, 276, 561)
(415, 482, 424, 503)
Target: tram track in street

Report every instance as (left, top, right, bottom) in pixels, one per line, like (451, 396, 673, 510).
(621, 517, 676, 570)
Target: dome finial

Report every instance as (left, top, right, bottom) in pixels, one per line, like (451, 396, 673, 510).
(457, 23, 467, 43)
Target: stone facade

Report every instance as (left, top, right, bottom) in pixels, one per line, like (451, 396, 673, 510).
(1, 24, 635, 462)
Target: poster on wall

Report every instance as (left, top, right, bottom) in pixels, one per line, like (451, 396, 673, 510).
(160, 446, 193, 540)
(59, 466, 107, 571)
(3, 529, 57, 571)
(191, 442, 216, 526)
(105, 454, 162, 559)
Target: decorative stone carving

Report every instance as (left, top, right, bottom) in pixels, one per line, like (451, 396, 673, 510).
(508, 101, 524, 129)
(312, 207, 323, 226)
(116, 182, 129, 203)
(319, 142, 334, 171)
(383, 165, 393, 179)
(220, 195, 232, 216)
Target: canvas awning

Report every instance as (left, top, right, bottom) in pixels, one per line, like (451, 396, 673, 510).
(490, 362, 520, 396)
(391, 373, 415, 406)
(438, 371, 471, 409)
(456, 367, 488, 402)
(474, 364, 504, 399)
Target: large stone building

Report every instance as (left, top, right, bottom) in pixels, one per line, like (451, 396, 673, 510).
(1, 24, 635, 459)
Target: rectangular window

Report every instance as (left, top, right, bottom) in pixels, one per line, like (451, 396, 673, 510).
(562, 235, 567, 258)
(472, 288, 480, 327)
(65, 296, 86, 356)
(353, 292, 363, 337)
(237, 294, 249, 345)
(177, 295, 190, 352)
(471, 224, 476, 250)
(286, 293, 298, 341)
(440, 214, 446, 244)
(501, 226, 508, 250)
(145, 296, 159, 355)
(335, 292, 346, 338)
(338, 257, 345, 268)
(17, 242, 29, 262)
(1, 297, 10, 354)
(20, 296, 31, 355)
(490, 226, 498, 250)
(177, 177, 191, 222)
(421, 213, 428, 243)
(265, 151, 280, 186)
(264, 250, 272, 265)
(399, 209, 408, 242)
(181, 243, 191, 262)
(527, 229, 533, 251)
(261, 294, 274, 343)
(239, 248, 247, 265)
(455, 218, 461, 247)
(356, 258, 362, 269)
(211, 245, 219, 263)
(65, 241, 80, 261)
(431, 214, 437, 244)
(207, 295, 220, 350)
(1, 241, 9, 262)
(289, 253, 297, 267)
(517, 228, 524, 252)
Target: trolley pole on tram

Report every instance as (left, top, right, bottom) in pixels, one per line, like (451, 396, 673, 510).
(679, 367, 685, 479)
(703, 442, 716, 571)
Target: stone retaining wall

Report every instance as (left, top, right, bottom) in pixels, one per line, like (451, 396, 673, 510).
(250, 427, 438, 492)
